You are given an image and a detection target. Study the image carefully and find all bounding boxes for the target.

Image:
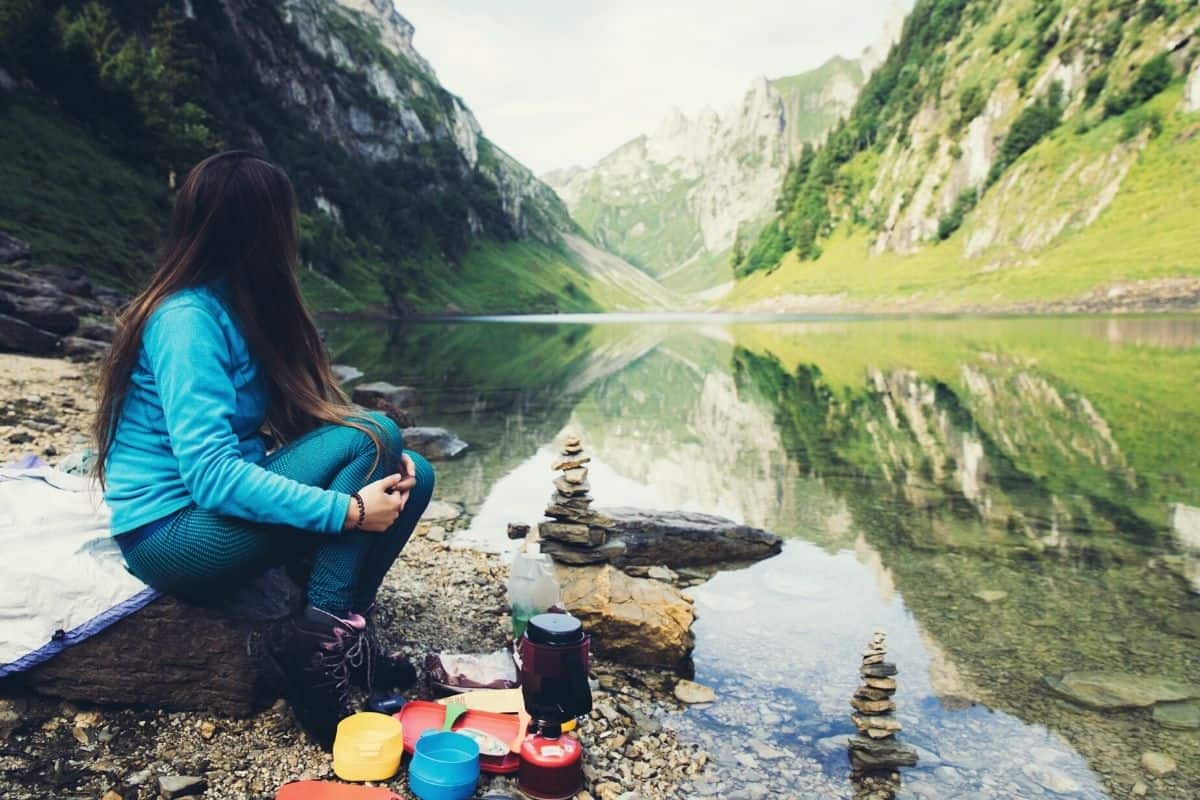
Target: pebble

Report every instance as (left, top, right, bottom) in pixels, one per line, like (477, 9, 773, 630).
(158, 775, 206, 798)
(673, 679, 717, 704)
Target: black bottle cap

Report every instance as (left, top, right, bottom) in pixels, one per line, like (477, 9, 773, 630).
(526, 612, 584, 646)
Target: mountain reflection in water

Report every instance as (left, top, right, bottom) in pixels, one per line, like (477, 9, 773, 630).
(326, 314, 1200, 799)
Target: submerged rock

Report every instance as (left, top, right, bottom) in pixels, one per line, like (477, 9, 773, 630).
(848, 735, 918, 771)
(1152, 699, 1200, 729)
(1043, 671, 1200, 710)
(674, 679, 717, 704)
(1140, 751, 1177, 777)
(556, 563, 694, 669)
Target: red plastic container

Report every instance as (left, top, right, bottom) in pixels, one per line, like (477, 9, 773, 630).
(394, 700, 524, 774)
(517, 730, 583, 800)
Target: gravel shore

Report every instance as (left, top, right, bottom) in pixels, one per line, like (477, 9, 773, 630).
(0, 353, 705, 800)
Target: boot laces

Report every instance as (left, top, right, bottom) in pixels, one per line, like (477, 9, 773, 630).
(310, 624, 367, 707)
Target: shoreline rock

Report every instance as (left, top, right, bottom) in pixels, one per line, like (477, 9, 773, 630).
(24, 570, 299, 717)
(0, 232, 122, 360)
(556, 563, 695, 672)
(592, 507, 782, 569)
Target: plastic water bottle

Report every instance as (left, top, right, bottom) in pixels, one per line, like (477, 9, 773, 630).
(508, 540, 560, 641)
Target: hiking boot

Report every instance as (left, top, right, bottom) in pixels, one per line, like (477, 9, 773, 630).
(353, 604, 418, 693)
(268, 606, 365, 748)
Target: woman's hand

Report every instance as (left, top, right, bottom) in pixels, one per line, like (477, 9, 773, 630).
(346, 471, 416, 532)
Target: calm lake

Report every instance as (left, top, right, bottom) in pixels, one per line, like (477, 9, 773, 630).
(326, 314, 1200, 800)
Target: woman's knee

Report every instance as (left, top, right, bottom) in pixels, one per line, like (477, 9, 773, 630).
(354, 411, 405, 465)
(407, 451, 435, 506)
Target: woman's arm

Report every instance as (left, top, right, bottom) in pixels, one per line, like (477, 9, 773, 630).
(145, 301, 351, 533)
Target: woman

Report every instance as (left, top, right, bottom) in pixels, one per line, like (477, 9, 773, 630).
(93, 150, 433, 746)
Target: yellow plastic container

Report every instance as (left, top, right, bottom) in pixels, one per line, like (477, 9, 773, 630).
(332, 712, 405, 782)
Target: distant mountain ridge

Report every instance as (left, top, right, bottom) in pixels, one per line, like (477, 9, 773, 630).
(544, 14, 904, 296)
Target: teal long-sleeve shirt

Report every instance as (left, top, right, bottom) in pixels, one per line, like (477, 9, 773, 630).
(103, 286, 351, 536)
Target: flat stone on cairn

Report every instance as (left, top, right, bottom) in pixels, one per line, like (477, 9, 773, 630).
(539, 434, 613, 557)
(847, 632, 918, 773)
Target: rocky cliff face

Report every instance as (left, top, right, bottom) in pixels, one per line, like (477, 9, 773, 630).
(1, 0, 661, 314)
(221, 0, 572, 241)
(545, 54, 879, 293)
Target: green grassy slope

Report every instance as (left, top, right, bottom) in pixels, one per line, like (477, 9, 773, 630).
(730, 0, 1200, 311)
(0, 95, 168, 289)
(0, 93, 634, 315)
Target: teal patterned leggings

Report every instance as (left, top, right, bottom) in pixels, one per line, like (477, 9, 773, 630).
(121, 412, 434, 614)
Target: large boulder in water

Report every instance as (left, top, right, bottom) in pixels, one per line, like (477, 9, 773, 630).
(24, 570, 298, 717)
(403, 426, 468, 460)
(592, 507, 781, 569)
(556, 563, 694, 671)
(353, 381, 418, 410)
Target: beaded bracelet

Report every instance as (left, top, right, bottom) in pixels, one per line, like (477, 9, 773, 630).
(351, 492, 366, 530)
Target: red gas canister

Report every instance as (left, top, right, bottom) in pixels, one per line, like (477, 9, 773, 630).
(517, 725, 583, 800)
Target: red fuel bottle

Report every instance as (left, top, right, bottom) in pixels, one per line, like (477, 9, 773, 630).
(517, 722, 583, 800)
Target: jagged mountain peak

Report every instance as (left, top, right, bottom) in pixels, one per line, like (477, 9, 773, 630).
(327, 0, 433, 76)
(545, 35, 898, 294)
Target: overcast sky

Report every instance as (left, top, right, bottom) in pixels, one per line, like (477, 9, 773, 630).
(396, 0, 911, 175)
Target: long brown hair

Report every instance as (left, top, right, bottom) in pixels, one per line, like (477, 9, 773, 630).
(93, 150, 378, 485)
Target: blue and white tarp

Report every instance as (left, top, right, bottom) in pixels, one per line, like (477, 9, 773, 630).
(0, 466, 159, 677)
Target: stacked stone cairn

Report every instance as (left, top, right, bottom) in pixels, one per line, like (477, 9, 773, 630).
(848, 632, 918, 779)
(537, 435, 624, 564)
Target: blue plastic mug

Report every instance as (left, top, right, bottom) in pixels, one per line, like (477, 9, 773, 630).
(409, 730, 481, 800)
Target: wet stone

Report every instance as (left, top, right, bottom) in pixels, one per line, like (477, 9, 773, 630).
(542, 538, 627, 565)
(545, 504, 613, 526)
(851, 714, 902, 733)
(850, 697, 896, 714)
(674, 679, 717, 704)
(848, 736, 918, 771)
(553, 476, 591, 496)
(1152, 699, 1200, 729)
(158, 775, 206, 798)
(539, 521, 605, 547)
(1140, 751, 1177, 777)
(860, 662, 898, 678)
(552, 455, 591, 471)
(550, 492, 594, 510)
